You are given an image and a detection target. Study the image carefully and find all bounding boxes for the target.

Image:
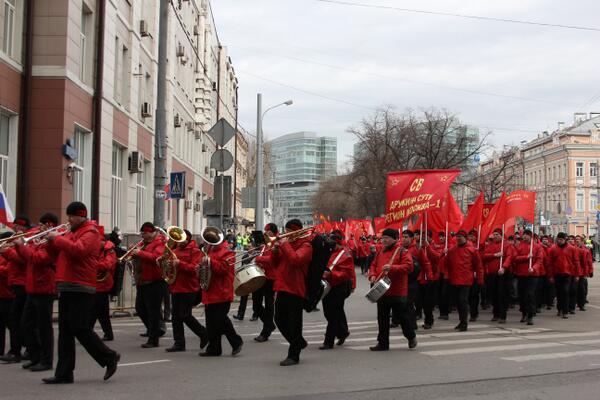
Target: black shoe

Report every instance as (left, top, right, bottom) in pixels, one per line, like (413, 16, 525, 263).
(562, 313, 569, 319)
(408, 338, 418, 349)
(520, 315, 527, 323)
(301, 339, 308, 350)
(231, 343, 243, 356)
(43, 376, 73, 384)
(390, 322, 399, 328)
(103, 353, 120, 381)
(249, 316, 259, 322)
(569, 311, 576, 315)
(139, 332, 149, 337)
(199, 351, 220, 357)
(141, 341, 158, 348)
(22, 351, 30, 361)
(29, 363, 52, 372)
(102, 335, 114, 342)
(438, 315, 449, 320)
(254, 335, 268, 343)
(200, 334, 209, 349)
(369, 344, 389, 351)
(454, 324, 462, 331)
(158, 329, 166, 338)
(459, 325, 468, 332)
(579, 306, 586, 311)
(319, 344, 333, 350)
(165, 346, 185, 352)
(22, 361, 36, 369)
(280, 358, 299, 366)
(498, 319, 506, 324)
(0, 353, 21, 363)
(527, 318, 534, 326)
(546, 305, 552, 310)
(232, 315, 244, 321)
(422, 324, 432, 330)
(336, 334, 349, 346)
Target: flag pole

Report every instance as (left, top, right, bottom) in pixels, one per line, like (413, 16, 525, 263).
(500, 224, 505, 268)
(476, 223, 481, 250)
(528, 227, 534, 272)
(419, 215, 424, 248)
(444, 221, 449, 253)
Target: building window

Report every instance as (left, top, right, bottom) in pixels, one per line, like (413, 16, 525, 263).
(73, 129, 92, 205)
(135, 162, 148, 229)
(576, 192, 584, 212)
(591, 194, 598, 213)
(576, 162, 584, 178)
(2, 0, 15, 57)
(0, 113, 10, 191)
(114, 37, 121, 103)
(111, 144, 123, 230)
(591, 163, 597, 178)
(121, 45, 130, 110)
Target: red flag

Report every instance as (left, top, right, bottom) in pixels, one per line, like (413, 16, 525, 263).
(506, 190, 537, 223)
(479, 192, 507, 244)
(461, 192, 484, 232)
(373, 217, 386, 236)
(414, 190, 463, 235)
(386, 169, 461, 226)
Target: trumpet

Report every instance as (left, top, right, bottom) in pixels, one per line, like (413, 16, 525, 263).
(23, 223, 70, 245)
(118, 240, 145, 262)
(0, 229, 41, 245)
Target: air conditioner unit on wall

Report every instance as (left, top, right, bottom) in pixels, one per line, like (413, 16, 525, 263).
(185, 200, 193, 210)
(129, 151, 144, 173)
(193, 25, 200, 36)
(194, 203, 201, 212)
(174, 114, 182, 127)
(194, 130, 202, 140)
(140, 20, 149, 37)
(141, 102, 152, 118)
(201, 143, 207, 152)
(176, 44, 185, 57)
(185, 121, 194, 131)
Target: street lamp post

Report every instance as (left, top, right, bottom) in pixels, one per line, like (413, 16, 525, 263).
(255, 94, 293, 231)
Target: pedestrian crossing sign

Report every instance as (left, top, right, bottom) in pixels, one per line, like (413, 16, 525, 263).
(169, 172, 186, 199)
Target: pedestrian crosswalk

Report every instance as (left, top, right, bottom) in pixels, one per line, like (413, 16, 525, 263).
(247, 318, 600, 363)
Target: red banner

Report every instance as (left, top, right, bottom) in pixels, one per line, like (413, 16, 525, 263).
(462, 192, 484, 232)
(411, 190, 464, 235)
(506, 190, 536, 223)
(373, 217, 386, 236)
(386, 169, 461, 225)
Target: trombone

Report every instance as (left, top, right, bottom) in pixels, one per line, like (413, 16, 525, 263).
(118, 240, 145, 262)
(22, 223, 70, 245)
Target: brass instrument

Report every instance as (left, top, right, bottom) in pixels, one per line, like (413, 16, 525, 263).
(118, 240, 145, 263)
(22, 223, 70, 245)
(157, 226, 187, 285)
(0, 229, 40, 244)
(264, 226, 314, 246)
(198, 226, 224, 291)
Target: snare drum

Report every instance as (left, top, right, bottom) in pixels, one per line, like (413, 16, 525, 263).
(365, 276, 391, 303)
(234, 262, 267, 296)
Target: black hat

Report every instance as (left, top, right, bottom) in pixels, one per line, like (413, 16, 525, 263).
(285, 219, 303, 232)
(264, 223, 278, 235)
(140, 222, 156, 233)
(556, 232, 567, 239)
(330, 230, 344, 244)
(455, 230, 467, 238)
(66, 202, 87, 218)
(402, 230, 415, 238)
(39, 213, 59, 227)
(382, 228, 399, 240)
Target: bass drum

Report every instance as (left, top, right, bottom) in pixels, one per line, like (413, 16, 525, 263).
(234, 263, 267, 296)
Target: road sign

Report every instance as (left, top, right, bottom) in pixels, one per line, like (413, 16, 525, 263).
(210, 149, 234, 172)
(169, 172, 186, 199)
(207, 118, 236, 147)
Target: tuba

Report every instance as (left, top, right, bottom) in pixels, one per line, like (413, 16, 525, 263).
(198, 226, 224, 291)
(157, 226, 187, 285)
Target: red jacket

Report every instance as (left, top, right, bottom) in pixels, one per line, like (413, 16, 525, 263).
(509, 241, 544, 277)
(356, 241, 369, 258)
(422, 243, 441, 282)
(324, 248, 354, 287)
(576, 245, 593, 277)
(482, 241, 506, 275)
(135, 235, 166, 283)
(202, 242, 235, 305)
(368, 243, 413, 297)
(17, 242, 56, 295)
(170, 240, 202, 294)
(441, 243, 483, 286)
(50, 220, 102, 289)
(270, 237, 313, 298)
(2, 246, 27, 287)
(547, 244, 580, 277)
(254, 245, 277, 281)
(405, 243, 432, 285)
(0, 261, 14, 299)
(96, 241, 117, 293)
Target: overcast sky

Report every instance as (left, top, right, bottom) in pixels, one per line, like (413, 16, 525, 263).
(211, 0, 600, 169)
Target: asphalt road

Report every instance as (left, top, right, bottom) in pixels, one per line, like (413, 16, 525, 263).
(3, 267, 600, 400)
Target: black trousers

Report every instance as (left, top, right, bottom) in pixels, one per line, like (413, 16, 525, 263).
(90, 292, 113, 339)
(469, 282, 480, 319)
(517, 276, 539, 319)
(204, 302, 242, 355)
(236, 295, 249, 318)
(322, 284, 349, 346)
(55, 291, 117, 380)
(162, 283, 171, 321)
(135, 281, 165, 342)
(485, 274, 508, 319)
(554, 274, 571, 315)
(0, 298, 11, 355)
(376, 296, 415, 348)
(451, 285, 470, 326)
(569, 277, 579, 312)
(252, 279, 275, 337)
(172, 293, 206, 348)
(538, 277, 556, 308)
(438, 279, 453, 317)
(22, 294, 54, 366)
(417, 281, 438, 326)
(8, 285, 26, 356)
(577, 277, 588, 308)
(274, 292, 305, 361)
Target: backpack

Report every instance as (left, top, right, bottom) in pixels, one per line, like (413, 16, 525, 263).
(303, 234, 335, 312)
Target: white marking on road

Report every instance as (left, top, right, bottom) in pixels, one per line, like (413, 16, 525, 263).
(421, 342, 564, 356)
(520, 331, 600, 340)
(586, 304, 600, 310)
(502, 349, 600, 362)
(119, 359, 171, 367)
(342, 336, 524, 349)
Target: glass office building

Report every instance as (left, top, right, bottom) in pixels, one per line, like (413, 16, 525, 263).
(267, 132, 337, 227)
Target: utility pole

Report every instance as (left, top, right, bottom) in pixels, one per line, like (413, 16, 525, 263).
(153, 0, 169, 228)
(596, 158, 600, 242)
(255, 94, 264, 231)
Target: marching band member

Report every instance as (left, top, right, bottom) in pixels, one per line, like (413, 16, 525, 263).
(199, 229, 242, 357)
(271, 219, 312, 366)
(90, 229, 116, 341)
(15, 213, 59, 371)
(319, 230, 353, 350)
(252, 223, 279, 343)
(0, 238, 14, 357)
(539, 235, 556, 310)
(368, 228, 416, 351)
(0, 215, 32, 363)
(42, 202, 119, 384)
(482, 229, 510, 323)
(401, 230, 431, 330)
(166, 229, 208, 352)
(441, 230, 483, 332)
(547, 232, 579, 319)
(131, 222, 166, 348)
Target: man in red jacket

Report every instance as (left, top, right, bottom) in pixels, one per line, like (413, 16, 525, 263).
(441, 230, 483, 332)
(15, 213, 59, 371)
(0, 215, 31, 363)
(567, 235, 583, 314)
(319, 230, 354, 350)
(540, 235, 556, 310)
(419, 230, 441, 329)
(131, 222, 167, 348)
(253, 223, 279, 343)
(547, 232, 579, 319)
(575, 235, 592, 311)
(368, 228, 416, 351)
(402, 230, 431, 330)
(42, 202, 119, 384)
(199, 229, 242, 357)
(482, 229, 510, 323)
(0, 243, 14, 357)
(271, 219, 313, 366)
(165, 230, 207, 352)
(89, 229, 116, 342)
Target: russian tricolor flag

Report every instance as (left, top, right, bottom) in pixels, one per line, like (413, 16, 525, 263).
(0, 184, 14, 226)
